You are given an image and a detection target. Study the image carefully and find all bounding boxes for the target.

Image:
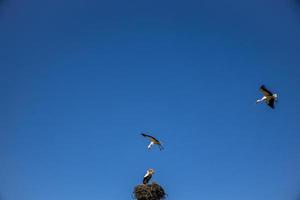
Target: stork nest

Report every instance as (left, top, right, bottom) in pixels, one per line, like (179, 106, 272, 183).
(133, 182, 166, 200)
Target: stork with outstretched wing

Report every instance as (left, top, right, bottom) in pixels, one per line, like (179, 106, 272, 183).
(256, 85, 278, 109)
(141, 133, 164, 150)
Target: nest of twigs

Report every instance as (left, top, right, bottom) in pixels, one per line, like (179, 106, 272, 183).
(133, 182, 166, 200)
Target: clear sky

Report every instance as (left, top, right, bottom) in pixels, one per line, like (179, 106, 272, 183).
(1, 0, 300, 200)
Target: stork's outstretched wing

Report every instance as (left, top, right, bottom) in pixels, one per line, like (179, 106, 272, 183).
(260, 85, 273, 96)
(267, 98, 275, 109)
(141, 133, 160, 143)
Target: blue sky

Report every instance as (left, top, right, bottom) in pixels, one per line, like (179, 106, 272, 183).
(1, 0, 300, 200)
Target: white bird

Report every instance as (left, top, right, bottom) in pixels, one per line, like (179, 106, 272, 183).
(141, 133, 164, 150)
(143, 169, 155, 184)
(256, 85, 278, 109)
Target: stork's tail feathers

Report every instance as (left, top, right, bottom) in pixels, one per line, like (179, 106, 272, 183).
(273, 94, 278, 101)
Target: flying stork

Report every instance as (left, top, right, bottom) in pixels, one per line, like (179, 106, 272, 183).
(143, 169, 154, 184)
(141, 133, 164, 150)
(256, 85, 278, 109)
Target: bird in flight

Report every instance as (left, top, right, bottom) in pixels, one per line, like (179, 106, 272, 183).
(143, 169, 155, 184)
(141, 133, 164, 150)
(256, 85, 278, 109)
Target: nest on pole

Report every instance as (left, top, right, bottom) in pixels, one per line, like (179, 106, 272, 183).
(133, 182, 166, 200)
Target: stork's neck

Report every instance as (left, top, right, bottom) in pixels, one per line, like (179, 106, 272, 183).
(257, 96, 267, 102)
(148, 141, 154, 149)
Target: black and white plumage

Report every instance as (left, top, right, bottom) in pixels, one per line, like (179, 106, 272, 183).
(143, 169, 154, 184)
(256, 85, 278, 109)
(141, 133, 164, 150)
